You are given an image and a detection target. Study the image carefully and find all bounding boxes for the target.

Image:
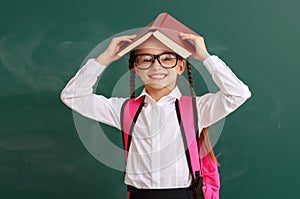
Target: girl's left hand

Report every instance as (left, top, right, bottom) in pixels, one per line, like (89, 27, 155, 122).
(179, 32, 211, 62)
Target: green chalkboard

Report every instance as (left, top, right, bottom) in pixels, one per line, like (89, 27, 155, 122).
(1, 0, 300, 198)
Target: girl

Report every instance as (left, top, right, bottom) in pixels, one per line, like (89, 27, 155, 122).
(61, 32, 251, 199)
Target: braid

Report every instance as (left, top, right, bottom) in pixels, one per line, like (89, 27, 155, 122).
(186, 57, 219, 165)
(129, 51, 136, 99)
(186, 58, 195, 97)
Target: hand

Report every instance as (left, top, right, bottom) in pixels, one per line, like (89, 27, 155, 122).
(179, 32, 210, 62)
(96, 34, 137, 66)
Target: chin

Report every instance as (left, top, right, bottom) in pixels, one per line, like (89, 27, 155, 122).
(146, 83, 172, 91)
(147, 83, 164, 89)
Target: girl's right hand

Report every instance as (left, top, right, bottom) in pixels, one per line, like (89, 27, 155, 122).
(96, 34, 137, 66)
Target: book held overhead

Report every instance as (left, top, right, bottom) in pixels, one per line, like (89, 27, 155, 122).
(117, 13, 199, 58)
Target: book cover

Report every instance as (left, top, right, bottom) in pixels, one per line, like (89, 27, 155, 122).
(117, 13, 199, 58)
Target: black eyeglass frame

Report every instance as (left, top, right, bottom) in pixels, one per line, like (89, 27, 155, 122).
(134, 52, 183, 70)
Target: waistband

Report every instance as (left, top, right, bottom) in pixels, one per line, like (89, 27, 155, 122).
(128, 185, 194, 192)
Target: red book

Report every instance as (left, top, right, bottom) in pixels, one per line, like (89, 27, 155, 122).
(117, 13, 199, 58)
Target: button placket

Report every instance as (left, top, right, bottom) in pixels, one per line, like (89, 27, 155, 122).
(150, 104, 161, 187)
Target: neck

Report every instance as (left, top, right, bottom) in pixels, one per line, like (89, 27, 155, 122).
(145, 86, 174, 102)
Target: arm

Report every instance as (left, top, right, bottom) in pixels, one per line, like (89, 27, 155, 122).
(60, 59, 127, 129)
(197, 55, 251, 127)
(180, 33, 251, 127)
(60, 35, 137, 129)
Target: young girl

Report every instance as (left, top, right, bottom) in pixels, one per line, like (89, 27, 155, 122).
(61, 32, 251, 199)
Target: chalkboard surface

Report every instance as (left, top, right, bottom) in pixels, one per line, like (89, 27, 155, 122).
(1, 0, 300, 198)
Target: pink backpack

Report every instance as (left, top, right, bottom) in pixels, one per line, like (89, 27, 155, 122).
(121, 96, 220, 199)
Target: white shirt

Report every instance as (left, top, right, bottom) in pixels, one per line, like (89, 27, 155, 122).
(60, 55, 251, 189)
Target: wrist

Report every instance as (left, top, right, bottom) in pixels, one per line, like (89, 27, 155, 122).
(201, 52, 211, 62)
(199, 51, 211, 62)
(96, 52, 113, 66)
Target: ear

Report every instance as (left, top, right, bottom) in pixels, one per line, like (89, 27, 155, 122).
(176, 59, 186, 75)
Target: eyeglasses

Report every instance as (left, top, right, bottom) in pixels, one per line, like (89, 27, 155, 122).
(134, 52, 180, 70)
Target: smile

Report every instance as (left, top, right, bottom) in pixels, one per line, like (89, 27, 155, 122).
(148, 74, 167, 79)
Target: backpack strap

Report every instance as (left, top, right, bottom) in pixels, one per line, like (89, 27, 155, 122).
(120, 96, 145, 199)
(176, 96, 205, 199)
(121, 96, 145, 160)
(176, 96, 201, 178)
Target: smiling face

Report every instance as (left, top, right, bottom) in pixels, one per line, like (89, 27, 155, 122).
(133, 37, 186, 100)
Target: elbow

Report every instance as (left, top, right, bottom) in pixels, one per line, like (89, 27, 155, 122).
(60, 88, 70, 106)
(222, 86, 252, 111)
(60, 89, 66, 103)
(240, 85, 252, 101)
(234, 85, 252, 107)
(60, 89, 75, 110)
(231, 84, 252, 103)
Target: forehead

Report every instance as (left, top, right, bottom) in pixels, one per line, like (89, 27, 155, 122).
(135, 36, 173, 54)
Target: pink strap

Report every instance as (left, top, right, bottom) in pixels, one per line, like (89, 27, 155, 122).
(122, 97, 144, 160)
(179, 96, 220, 199)
(178, 96, 200, 179)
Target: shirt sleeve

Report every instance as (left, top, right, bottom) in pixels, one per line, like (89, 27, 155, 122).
(60, 59, 127, 130)
(196, 55, 252, 128)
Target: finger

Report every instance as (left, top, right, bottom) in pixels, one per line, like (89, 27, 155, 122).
(122, 35, 137, 42)
(111, 35, 135, 44)
(180, 32, 202, 37)
(179, 32, 196, 38)
(180, 32, 204, 40)
(118, 35, 137, 41)
(179, 32, 199, 41)
(129, 34, 137, 38)
(121, 38, 135, 43)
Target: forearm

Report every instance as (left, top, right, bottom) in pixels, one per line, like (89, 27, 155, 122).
(203, 55, 251, 100)
(197, 56, 251, 127)
(60, 59, 104, 123)
(60, 59, 126, 129)
(96, 51, 114, 66)
(61, 59, 105, 101)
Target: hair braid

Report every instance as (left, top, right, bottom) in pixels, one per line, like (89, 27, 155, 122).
(186, 58, 195, 97)
(129, 51, 136, 99)
(186, 57, 219, 165)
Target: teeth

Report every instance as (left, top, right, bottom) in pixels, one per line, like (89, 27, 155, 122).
(149, 74, 165, 79)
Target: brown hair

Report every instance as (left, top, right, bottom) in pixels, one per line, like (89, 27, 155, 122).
(128, 51, 219, 165)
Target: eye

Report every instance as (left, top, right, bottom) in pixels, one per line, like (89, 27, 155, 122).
(161, 57, 172, 61)
(141, 56, 152, 63)
(161, 54, 176, 61)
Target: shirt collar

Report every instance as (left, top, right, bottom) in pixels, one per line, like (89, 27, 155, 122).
(135, 86, 182, 102)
